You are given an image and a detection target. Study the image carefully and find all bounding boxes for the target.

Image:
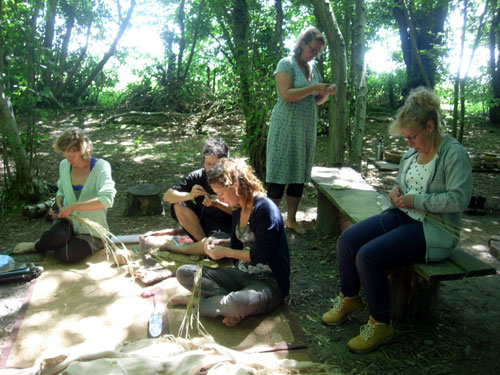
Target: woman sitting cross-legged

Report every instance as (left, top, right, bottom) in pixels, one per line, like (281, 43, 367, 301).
(12, 127, 116, 263)
(170, 158, 290, 327)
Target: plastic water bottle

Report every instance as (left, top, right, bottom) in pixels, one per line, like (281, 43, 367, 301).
(376, 194, 391, 211)
(376, 137, 384, 160)
(148, 308, 163, 338)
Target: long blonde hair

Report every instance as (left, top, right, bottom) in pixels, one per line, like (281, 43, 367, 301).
(207, 158, 265, 208)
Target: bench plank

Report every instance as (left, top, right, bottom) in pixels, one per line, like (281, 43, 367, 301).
(447, 248, 496, 277)
(413, 261, 465, 282)
(322, 188, 382, 225)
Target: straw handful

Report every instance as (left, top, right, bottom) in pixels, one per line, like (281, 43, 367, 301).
(69, 215, 135, 277)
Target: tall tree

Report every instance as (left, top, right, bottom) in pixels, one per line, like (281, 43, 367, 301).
(207, 0, 278, 178)
(452, 0, 469, 139)
(458, 0, 489, 139)
(0, 87, 37, 202)
(489, 0, 500, 124)
(349, 0, 368, 171)
(312, 0, 348, 166)
(393, 0, 449, 90)
(41, 0, 58, 88)
(72, 0, 136, 101)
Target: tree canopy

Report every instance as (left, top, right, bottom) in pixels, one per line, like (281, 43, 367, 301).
(0, 0, 498, 207)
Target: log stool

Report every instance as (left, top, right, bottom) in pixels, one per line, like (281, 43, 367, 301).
(125, 183, 163, 216)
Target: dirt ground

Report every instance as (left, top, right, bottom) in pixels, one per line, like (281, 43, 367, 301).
(1, 111, 499, 375)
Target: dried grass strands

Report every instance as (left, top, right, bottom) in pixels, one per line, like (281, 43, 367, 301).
(68, 215, 134, 278)
(178, 261, 209, 339)
(417, 210, 462, 240)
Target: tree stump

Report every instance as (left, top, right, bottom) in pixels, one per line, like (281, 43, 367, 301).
(124, 183, 163, 216)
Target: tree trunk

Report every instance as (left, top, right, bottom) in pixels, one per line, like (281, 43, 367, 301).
(177, 0, 186, 80)
(452, 0, 468, 139)
(54, 1, 76, 93)
(312, 0, 348, 166)
(182, 0, 204, 80)
(273, 0, 284, 64)
(0, 88, 36, 201)
(489, 2, 500, 125)
(73, 0, 136, 102)
(42, 0, 58, 88)
(393, 0, 448, 91)
(459, 0, 490, 141)
(231, 0, 266, 178)
(349, 0, 367, 171)
(54, 17, 93, 99)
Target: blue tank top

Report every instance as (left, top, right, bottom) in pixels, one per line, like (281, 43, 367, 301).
(71, 157, 96, 191)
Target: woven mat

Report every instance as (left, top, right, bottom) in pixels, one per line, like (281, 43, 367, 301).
(1, 245, 307, 369)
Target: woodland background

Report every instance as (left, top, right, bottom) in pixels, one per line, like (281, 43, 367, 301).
(1, 0, 500, 212)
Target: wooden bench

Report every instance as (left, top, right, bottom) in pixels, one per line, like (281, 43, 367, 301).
(311, 166, 496, 322)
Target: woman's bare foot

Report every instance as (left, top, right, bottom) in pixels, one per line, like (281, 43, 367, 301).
(169, 295, 191, 306)
(139, 235, 164, 251)
(285, 220, 306, 234)
(159, 240, 205, 256)
(12, 242, 36, 254)
(158, 239, 182, 252)
(222, 316, 241, 327)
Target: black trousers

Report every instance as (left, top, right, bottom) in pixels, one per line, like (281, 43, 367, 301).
(35, 220, 93, 263)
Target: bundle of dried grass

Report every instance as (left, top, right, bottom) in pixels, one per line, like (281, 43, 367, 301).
(177, 261, 209, 339)
(69, 215, 135, 278)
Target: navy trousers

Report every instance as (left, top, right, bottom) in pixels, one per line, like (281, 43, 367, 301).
(337, 208, 426, 323)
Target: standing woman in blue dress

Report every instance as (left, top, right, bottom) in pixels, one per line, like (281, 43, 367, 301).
(12, 128, 116, 263)
(266, 26, 336, 234)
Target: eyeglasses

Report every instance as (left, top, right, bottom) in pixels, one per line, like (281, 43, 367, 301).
(404, 128, 423, 142)
(306, 43, 320, 55)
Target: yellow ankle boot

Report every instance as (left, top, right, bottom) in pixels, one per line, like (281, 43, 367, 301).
(321, 293, 364, 325)
(347, 316, 394, 353)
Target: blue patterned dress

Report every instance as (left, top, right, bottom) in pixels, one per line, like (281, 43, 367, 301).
(266, 56, 323, 184)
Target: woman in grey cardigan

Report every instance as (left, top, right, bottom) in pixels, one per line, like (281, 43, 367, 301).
(13, 128, 116, 263)
(321, 87, 472, 353)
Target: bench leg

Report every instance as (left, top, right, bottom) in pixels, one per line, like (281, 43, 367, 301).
(388, 266, 439, 323)
(316, 190, 340, 235)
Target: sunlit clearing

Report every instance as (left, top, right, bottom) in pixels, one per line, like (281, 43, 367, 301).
(133, 154, 161, 162)
(366, 28, 402, 73)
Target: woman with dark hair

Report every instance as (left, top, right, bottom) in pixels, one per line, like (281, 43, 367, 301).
(162, 138, 232, 243)
(321, 87, 472, 353)
(13, 128, 116, 263)
(170, 158, 290, 327)
(266, 26, 336, 234)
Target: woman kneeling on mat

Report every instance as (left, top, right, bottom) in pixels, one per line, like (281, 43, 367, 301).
(13, 127, 116, 263)
(170, 158, 290, 327)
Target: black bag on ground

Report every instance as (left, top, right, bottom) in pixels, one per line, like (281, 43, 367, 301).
(0, 264, 43, 284)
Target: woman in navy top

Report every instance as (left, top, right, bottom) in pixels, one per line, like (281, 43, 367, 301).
(171, 158, 290, 327)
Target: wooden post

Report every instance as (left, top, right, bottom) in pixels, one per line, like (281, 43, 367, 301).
(316, 190, 340, 235)
(387, 266, 439, 322)
(125, 183, 163, 216)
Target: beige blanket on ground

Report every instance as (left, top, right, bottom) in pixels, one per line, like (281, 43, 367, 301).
(4, 250, 150, 368)
(0, 336, 328, 375)
(3, 246, 307, 369)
